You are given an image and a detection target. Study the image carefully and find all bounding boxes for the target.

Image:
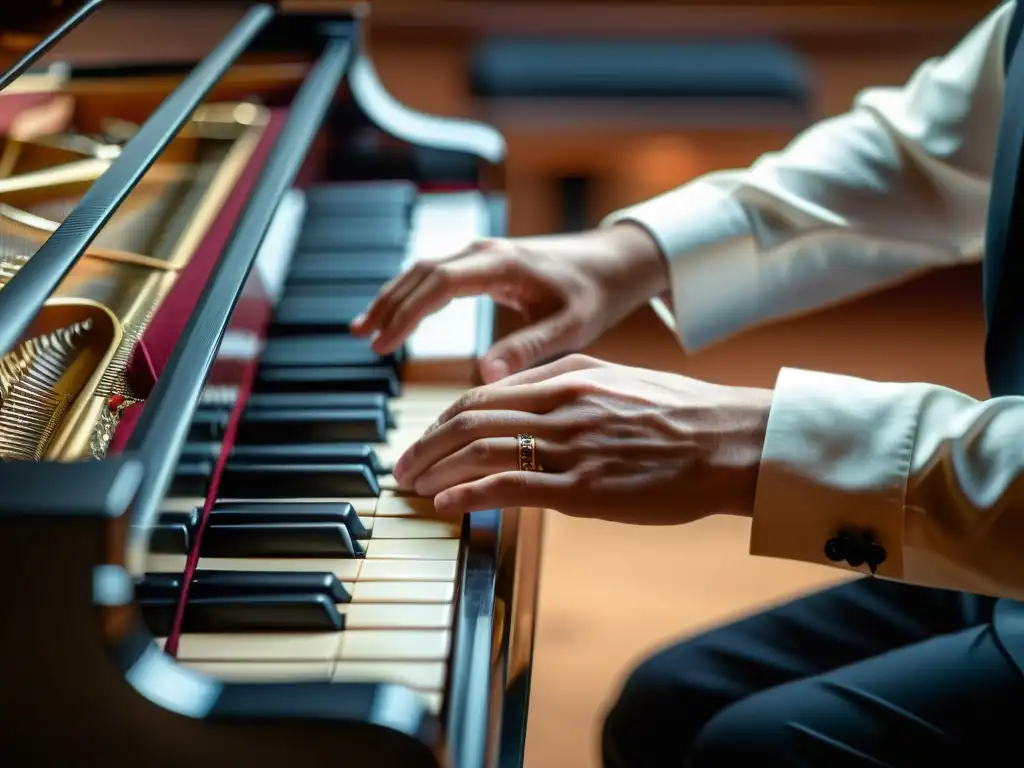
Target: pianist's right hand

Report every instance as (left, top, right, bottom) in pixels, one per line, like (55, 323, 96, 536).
(351, 222, 669, 383)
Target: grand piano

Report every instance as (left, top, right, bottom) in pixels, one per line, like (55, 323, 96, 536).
(0, 2, 541, 766)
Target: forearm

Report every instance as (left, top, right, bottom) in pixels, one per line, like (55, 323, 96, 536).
(752, 368, 1024, 600)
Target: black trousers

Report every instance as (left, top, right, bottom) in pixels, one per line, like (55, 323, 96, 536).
(602, 578, 1024, 766)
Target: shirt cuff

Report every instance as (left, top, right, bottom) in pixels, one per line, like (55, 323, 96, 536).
(600, 180, 760, 352)
(750, 367, 913, 579)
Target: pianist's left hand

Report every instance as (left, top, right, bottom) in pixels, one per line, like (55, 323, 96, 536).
(393, 354, 773, 524)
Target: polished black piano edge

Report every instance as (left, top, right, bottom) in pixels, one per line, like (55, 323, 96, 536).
(0, 0, 104, 90)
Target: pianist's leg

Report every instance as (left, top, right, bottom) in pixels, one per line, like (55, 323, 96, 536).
(601, 578, 1021, 766)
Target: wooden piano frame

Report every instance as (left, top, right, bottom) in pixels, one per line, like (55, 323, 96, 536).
(0, 4, 540, 767)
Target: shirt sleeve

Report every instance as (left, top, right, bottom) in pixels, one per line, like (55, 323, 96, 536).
(752, 368, 1024, 600)
(602, 2, 1011, 353)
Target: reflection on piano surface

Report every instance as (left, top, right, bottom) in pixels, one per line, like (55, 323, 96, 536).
(0, 4, 540, 767)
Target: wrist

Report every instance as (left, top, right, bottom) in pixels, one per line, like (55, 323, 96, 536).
(720, 386, 772, 518)
(599, 221, 671, 301)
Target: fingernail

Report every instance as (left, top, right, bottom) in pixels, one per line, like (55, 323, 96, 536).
(351, 313, 365, 327)
(393, 453, 408, 480)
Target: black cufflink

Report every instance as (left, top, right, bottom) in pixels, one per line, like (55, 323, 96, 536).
(824, 529, 887, 575)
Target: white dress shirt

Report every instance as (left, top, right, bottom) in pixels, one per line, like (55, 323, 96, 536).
(605, 1, 1024, 597)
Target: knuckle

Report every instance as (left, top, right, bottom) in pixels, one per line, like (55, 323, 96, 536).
(454, 389, 479, 413)
(560, 374, 595, 399)
(474, 237, 508, 255)
(449, 411, 480, 436)
(492, 472, 526, 495)
(470, 439, 491, 460)
(566, 353, 596, 366)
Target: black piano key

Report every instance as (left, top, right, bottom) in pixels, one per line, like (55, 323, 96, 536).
(245, 391, 389, 413)
(305, 180, 417, 212)
(137, 570, 352, 603)
(140, 593, 344, 635)
(192, 392, 395, 426)
(229, 442, 385, 474)
(298, 219, 409, 251)
(149, 508, 201, 553)
(260, 336, 400, 369)
(272, 293, 376, 332)
(218, 462, 381, 499)
(171, 461, 212, 497)
(149, 523, 192, 554)
(209, 500, 370, 539)
(175, 444, 387, 477)
(285, 251, 403, 283)
(189, 409, 230, 441)
(235, 408, 387, 445)
(203, 523, 363, 558)
(279, 279, 393, 297)
(158, 509, 201, 527)
(255, 365, 401, 396)
(179, 442, 222, 463)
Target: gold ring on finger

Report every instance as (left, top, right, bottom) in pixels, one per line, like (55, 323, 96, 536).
(517, 433, 543, 472)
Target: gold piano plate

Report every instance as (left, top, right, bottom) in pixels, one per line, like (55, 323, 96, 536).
(0, 99, 269, 463)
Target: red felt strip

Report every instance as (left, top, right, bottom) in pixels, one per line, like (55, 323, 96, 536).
(162, 356, 259, 657)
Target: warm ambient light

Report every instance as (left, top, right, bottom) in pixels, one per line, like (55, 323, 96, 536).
(617, 135, 707, 199)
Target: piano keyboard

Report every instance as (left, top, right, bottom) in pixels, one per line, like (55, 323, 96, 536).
(145, 180, 495, 719)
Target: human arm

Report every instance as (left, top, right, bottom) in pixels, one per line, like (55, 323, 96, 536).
(604, 2, 1011, 352)
(393, 354, 1024, 601)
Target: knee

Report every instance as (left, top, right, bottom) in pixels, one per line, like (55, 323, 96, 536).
(601, 646, 729, 768)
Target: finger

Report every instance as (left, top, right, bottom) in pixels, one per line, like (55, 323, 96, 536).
(350, 262, 432, 337)
(478, 310, 580, 383)
(434, 471, 573, 515)
(412, 436, 564, 496)
(484, 353, 602, 388)
(373, 252, 509, 353)
(432, 380, 570, 429)
(394, 409, 545, 486)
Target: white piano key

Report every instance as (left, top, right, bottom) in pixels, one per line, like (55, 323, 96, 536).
(171, 633, 342, 662)
(348, 581, 454, 604)
(338, 603, 452, 630)
(337, 630, 450, 661)
(405, 192, 492, 361)
(332, 661, 446, 690)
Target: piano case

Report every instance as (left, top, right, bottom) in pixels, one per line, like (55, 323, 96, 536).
(0, 3, 539, 767)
